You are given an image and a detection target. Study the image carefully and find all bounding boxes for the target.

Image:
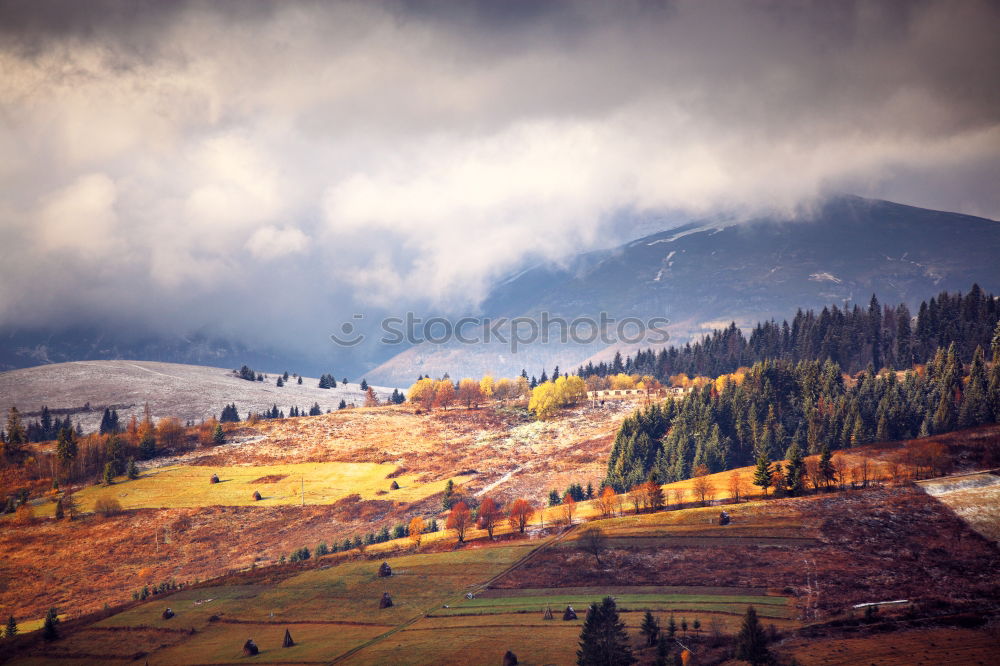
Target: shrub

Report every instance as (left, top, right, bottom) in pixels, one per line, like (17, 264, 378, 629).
(95, 497, 123, 517)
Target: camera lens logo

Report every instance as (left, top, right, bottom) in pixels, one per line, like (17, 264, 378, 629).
(330, 314, 365, 347)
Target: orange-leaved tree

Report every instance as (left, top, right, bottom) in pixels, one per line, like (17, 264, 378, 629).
(408, 516, 425, 547)
(691, 464, 714, 506)
(434, 380, 456, 410)
(447, 501, 472, 543)
(561, 493, 576, 524)
(457, 379, 483, 409)
(477, 496, 502, 539)
(507, 498, 535, 533)
(598, 485, 616, 517)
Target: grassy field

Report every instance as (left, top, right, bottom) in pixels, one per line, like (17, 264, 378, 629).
(33, 462, 453, 515)
(433, 594, 794, 619)
(26, 544, 542, 664)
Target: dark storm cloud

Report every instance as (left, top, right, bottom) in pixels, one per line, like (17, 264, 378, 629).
(0, 0, 997, 354)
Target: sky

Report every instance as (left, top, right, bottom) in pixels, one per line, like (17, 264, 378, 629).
(1, 0, 998, 358)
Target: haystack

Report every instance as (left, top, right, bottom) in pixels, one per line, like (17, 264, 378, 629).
(210, 474, 220, 484)
(252, 490, 262, 501)
(378, 561, 392, 577)
(563, 606, 577, 621)
(502, 650, 519, 665)
(242, 639, 259, 656)
(542, 607, 554, 620)
(389, 480, 400, 490)
(282, 628, 294, 648)
(162, 608, 174, 620)
(379, 592, 393, 609)
(719, 510, 731, 526)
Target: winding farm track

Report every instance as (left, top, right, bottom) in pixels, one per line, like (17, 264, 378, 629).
(327, 524, 579, 664)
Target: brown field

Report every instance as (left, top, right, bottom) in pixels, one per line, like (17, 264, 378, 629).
(784, 626, 1000, 665)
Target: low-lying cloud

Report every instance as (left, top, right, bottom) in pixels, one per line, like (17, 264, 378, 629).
(0, 0, 997, 353)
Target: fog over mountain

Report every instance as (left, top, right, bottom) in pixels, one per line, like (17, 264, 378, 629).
(1, 1, 998, 375)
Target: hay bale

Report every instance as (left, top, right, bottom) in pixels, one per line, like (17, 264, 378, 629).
(210, 474, 220, 484)
(389, 480, 400, 490)
(252, 490, 262, 501)
(162, 608, 174, 620)
(242, 639, 259, 656)
(379, 592, 393, 609)
(282, 628, 294, 648)
(562, 606, 577, 621)
(542, 607, 554, 620)
(719, 510, 730, 526)
(502, 650, 518, 665)
(378, 562, 392, 577)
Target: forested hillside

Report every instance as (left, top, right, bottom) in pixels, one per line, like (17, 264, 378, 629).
(605, 328, 1000, 492)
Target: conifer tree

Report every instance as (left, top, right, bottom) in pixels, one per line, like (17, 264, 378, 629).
(959, 347, 990, 427)
(42, 608, 59, 642)
(752, 451, 773, 497)
(640, 610, 660, 646)
(297, 376, 303, 385)
(56, 427, 77, 465)
(576, 596, 636, 666)
(818, 445, 835, 489)
(735, 606, 770, 666)
(212, 424, 224, 444)
(103, 461, 116, 486)
(785, 443, 805, 496)
(666, 614, 676, 638)
(126, 458, 139, 480)
(5, 615, 16, 639)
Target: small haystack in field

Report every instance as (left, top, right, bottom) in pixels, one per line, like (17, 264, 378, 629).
(379, 592, 393, 609)
(242, 638, 259, 656)
(389, 480, 400, 490)
(252, 491, 262, 501)
(502, 650, 518, 665)
(719, 510, 731, 526)
(282, 628, 294, 648)
(210, 474, 220, 484)
(378, 562, 392, 577)
(563, 606, 577, 620)
(162, 608, 174, 620)
(542, 607, 554, 620)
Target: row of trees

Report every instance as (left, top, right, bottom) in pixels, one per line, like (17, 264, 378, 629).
(605, 338, 1000, 491)
(579, 287, 999, 382)
(408, 375, 532, 411)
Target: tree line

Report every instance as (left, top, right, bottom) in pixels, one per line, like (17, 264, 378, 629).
(579, 286, 999, 382)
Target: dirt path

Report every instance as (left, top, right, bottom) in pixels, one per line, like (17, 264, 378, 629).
(475, 466, 523, 497)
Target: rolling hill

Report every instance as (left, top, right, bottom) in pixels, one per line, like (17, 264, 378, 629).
(0, 360, 398, 432)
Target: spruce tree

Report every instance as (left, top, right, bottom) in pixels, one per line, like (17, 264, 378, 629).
(213, 424, 225, 444)
(753, 451, 773, 497)
(297, 376, 303, 385)
(126, 458, 139, 480)
(103, 461, 116, 486)
(42, 608, 59, 642)
(818, 445, 835, 489)
(5, 615, 16, 639)
(576, 596, 636, 666)
(639, 610, 660, 646)
(735, 606, 770, 666)
(958, 347, 990, 427)
(785, 443, 805, 496)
